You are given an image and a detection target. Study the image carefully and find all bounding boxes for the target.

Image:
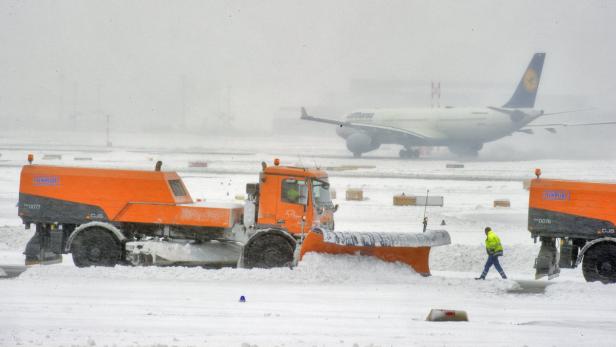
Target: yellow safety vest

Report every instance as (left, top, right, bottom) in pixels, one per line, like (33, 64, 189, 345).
(485, 230, 504, 253)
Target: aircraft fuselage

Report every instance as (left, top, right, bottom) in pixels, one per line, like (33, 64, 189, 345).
(336, 107, 543, 146)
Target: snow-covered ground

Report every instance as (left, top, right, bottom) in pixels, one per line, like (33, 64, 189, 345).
(1, 133, 616, 346)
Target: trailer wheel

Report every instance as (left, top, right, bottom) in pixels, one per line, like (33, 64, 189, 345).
(242, 231, 295, 269)
(582, 242, 616, 284)
(71, 227, 122, 267)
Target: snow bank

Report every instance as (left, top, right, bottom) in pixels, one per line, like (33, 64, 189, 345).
(430, 243, 538, 273)
(19, 253, 422, 285)
(15, 250, 560, 298)
(0, 226, 32, 251)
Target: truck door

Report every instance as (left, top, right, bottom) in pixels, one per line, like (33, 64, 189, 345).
(276, 178, 309, 234)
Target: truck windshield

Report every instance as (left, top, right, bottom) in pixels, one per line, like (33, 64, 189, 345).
(312, 178, 333, 209)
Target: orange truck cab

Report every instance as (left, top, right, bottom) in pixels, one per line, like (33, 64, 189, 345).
(18, 157, 336, 269)
(250, 162, 335, 235)
(529, 171, 616, 283)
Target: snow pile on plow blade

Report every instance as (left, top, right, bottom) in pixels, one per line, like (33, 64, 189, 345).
(300, 228, 451, 276)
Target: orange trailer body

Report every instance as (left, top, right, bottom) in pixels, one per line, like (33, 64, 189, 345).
(19, 165, 242, 228)
(528, 178, 616, 238)
(528, 175, 616, 283)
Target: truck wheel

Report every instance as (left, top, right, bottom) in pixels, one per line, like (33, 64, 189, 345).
(242, 231, 295, 269)
(71, 228, 122, 267)
(582, 242, 616, 284)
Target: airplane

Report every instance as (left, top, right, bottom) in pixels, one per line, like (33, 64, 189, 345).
(301, 53, 615, 158)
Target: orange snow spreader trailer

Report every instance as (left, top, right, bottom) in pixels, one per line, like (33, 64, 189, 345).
(529, 169, 616, 283)
(19, 165, 240, 228)
(19, 157, 450, 273)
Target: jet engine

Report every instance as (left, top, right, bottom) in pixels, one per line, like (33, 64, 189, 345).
(345, 132, 379, 157)
(335, 125, 355, 139)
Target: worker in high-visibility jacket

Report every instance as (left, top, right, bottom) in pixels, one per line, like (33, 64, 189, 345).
(476, 227, 507, 280)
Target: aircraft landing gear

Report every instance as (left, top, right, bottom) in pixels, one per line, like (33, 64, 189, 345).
(399, 148, 419, 159)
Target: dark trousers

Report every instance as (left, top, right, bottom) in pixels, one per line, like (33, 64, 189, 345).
(481, 254, 507, 279)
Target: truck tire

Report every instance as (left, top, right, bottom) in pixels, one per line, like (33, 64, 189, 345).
(242, 231, 295, 269)
(71, 227, 122, 267)
(582, 242, 616, 284)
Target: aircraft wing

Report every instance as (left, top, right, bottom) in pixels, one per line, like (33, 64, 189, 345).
(539, 108, 595, 117)
(521, 120, 616, 134)
(525, 121, 616, 128)
(300, 107, 347, 126)
(300, 107, 443, 141)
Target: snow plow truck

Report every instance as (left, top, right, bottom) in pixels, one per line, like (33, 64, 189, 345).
(529, 169, 616, 283)
(18, 157, 450, 274)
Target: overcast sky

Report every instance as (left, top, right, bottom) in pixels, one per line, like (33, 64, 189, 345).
(1, 0, 614, 132)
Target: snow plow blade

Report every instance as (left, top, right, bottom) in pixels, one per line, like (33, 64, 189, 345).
(300, 228, 451, 276)
(534, 237, 560, 280)
(0, 265, 28, 279)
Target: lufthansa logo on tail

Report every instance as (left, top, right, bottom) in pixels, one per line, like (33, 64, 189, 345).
(523, 68, 539, 92)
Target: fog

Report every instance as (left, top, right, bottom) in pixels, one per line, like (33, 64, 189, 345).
(1, 0, 615, 157)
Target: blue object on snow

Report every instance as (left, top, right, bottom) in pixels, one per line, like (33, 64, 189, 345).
(239, 295, 246, 302)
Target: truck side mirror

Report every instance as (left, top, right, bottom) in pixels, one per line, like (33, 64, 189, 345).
(333, 204, 339, 212)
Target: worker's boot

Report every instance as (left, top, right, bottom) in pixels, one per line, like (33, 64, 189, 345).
(499, 271, 507, 279)
(475, 268, 488, 280)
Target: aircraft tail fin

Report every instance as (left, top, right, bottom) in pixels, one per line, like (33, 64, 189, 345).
(503, 53, 546, 108)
